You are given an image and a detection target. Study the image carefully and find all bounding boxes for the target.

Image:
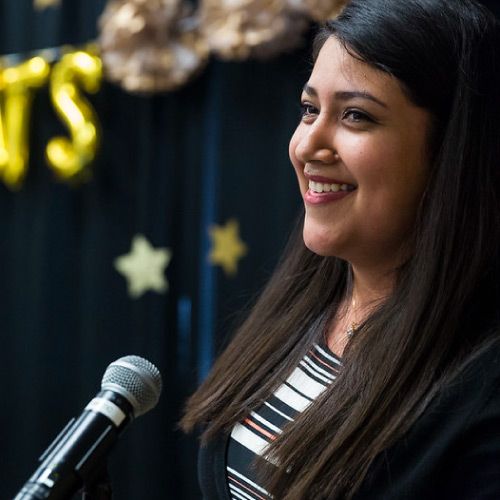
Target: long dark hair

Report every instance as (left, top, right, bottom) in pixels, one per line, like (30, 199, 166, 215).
(181, 0, 500, 498)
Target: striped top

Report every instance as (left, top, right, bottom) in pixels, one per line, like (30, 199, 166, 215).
(226, 342, 341, 500)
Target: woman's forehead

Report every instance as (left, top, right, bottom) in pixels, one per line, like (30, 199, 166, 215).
(308, 37, 405, 109)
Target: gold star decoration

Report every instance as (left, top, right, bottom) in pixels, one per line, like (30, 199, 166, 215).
(34, 0, 61, 10)
(209, 218, 248, 277)
(114, 234, 172, 299)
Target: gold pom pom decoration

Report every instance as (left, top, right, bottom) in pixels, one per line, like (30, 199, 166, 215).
(291, 0, 350, 22)
(199, 0, 309, 61)
(98, 0, 210, 93)
(97, 0, 352, 93)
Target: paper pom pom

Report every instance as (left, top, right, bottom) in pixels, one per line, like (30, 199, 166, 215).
(98, 0, 209, 93)
(200, 0, 309, 60)
(294, 0, 350, 21)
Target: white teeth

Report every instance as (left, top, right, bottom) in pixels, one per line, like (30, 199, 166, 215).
(309, 180, 353, 193)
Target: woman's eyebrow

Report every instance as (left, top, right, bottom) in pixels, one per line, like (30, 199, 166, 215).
(302, 83, 388, 109)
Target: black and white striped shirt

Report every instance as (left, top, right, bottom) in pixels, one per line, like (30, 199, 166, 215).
(226, 342, 341, 500)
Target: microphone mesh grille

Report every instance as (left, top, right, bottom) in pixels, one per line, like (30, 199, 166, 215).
(101, 355, 163, 417)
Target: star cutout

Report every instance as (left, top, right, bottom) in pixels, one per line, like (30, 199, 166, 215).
(209, 219, 248, 277)
(34, 0, 61, 10)
(114, 234, 172, 299)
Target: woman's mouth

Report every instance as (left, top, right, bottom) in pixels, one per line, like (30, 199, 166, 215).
(304, 179, 357, 205)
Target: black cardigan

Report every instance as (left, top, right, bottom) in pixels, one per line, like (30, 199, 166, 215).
(198, 342, 500, 499)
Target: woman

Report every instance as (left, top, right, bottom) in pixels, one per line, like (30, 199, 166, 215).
(182, 0, 500, 498)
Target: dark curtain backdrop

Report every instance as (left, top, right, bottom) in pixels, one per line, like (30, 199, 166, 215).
(4, 1, 499, 499)
(0, 1, 308, 499)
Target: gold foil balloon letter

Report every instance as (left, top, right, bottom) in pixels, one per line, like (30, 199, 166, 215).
(47, 51, 102, 181)
(0, 57, 50, 189)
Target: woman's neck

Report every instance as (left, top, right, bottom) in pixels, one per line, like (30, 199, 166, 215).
(351, 266, 394, 309)
(324, 265, 395, 357)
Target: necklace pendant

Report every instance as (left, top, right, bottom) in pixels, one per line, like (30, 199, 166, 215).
(346, 322, 358, 336)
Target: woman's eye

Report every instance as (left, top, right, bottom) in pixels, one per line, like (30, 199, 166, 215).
(342, 109, 374, 123)
(300, 103, 318, 118)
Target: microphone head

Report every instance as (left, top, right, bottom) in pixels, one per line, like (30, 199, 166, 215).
(101, 355, 163, 417)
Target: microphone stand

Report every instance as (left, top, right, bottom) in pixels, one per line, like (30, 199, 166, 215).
(81, 463, 113, 500)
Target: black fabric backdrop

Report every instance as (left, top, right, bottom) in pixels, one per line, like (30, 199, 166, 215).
(3, 1, 500, 499)
(0, 1, 308, 499)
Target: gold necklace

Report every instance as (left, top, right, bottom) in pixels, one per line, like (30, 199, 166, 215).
(346, 292, 358, 336)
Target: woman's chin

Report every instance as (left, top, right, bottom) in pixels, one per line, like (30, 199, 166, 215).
(302, 228, 343, 258)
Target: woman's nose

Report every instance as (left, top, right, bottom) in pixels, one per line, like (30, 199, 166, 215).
(294, 122, 338, 165)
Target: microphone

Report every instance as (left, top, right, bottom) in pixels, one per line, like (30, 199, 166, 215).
(13, 355, 163, 500)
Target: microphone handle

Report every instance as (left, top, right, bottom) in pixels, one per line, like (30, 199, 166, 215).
(13, 391, 132, 500)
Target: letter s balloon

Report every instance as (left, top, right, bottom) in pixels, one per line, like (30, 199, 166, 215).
(47, 51, 102, 182)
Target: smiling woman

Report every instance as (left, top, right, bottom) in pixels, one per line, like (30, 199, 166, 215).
(181, 1, 500, 499)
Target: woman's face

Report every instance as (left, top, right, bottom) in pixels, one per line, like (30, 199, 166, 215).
(289, 36, 431, 275)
